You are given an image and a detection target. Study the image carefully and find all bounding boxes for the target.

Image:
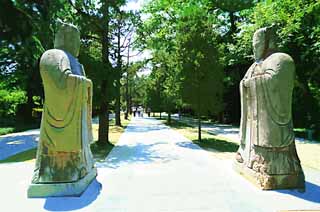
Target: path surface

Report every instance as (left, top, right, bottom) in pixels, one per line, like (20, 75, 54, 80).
(0, 117, 319, 212)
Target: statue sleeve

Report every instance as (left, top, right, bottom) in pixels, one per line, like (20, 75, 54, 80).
(39, 50, 88, 151)
(251, 53, 295, 125)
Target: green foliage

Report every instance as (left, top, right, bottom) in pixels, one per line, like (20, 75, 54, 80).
(211, 0, 257, 12)
(0, 88, 26, 118)
(139, 0, 224, 119)
(0, 127, 15, 136)
(0, 0, 75, 123)
(176, 2, 224, 116)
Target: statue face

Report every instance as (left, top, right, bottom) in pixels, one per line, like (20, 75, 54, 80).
(252, 28, 266, 61)
(54, 22, 80, 57)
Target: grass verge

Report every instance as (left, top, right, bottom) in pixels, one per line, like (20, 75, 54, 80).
(158, 118, 239, 159)
(0, 123, 40, 136)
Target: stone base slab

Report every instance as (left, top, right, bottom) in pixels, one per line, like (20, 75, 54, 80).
(233, 161, 305, 191)
(28, 168, 97, 198)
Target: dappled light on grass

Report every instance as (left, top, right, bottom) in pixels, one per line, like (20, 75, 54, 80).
(194, 138, 239, 152)
(110, 126, 125, 134)
(90, 142, 115, 162)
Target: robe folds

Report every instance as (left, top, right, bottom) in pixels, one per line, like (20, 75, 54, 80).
(32, 49, 94, 183)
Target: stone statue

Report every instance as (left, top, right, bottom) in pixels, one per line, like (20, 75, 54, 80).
(234, 26, 305, 190)
(28, 21, 97, 197)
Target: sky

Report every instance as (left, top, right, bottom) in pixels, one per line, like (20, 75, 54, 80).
(120, 0, 151, 76)
(122, 0, 145, 11)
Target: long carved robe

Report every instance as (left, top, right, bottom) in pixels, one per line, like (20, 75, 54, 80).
(32, 49, 94, 183)
(238, 52, 302, 176)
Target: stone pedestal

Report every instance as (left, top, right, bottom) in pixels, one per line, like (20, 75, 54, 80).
(28, 168, 97, 198)
(234, 160, 304, 190)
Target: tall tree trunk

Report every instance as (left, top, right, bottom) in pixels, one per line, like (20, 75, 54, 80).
(115, 20, 122, 126)
(98, 2, 111, 144)
(197, 90, 202, 142)
(115, 78, 121, 125)
(24, 84, 34, 123)
(125, 38, 131, 120)
(160, 112, 162, 119)
(198, 112, 202, 142)
(125, 74, 129, 120)
(129, 82, 132, 115)
(20, 65, 37, 124)
(229, 12, 236, 35)
(98, 80, 109, 144)
(167, 111, 171, 124)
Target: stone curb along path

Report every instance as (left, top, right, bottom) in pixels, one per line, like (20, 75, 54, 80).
(0, 117, 319, 211)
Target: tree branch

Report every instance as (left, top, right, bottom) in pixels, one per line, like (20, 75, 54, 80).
(67, 0, 104, 33)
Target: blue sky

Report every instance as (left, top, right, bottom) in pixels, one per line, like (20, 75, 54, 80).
(122, 0, 151, 75)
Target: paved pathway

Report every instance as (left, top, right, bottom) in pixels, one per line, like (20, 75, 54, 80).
(0, 117, 319, 212)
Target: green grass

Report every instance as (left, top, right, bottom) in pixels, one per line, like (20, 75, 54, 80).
(159, 118, 239, 153)
(90, 142, 115, 162)
(0, 127, 15, 135)
(0, 123, 40, 136)
(193, 138, 239, 152)
(0, 148, 37, 163)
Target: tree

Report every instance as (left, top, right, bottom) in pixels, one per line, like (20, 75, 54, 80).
(177, 3, 224, 141)
(0, 0, 72, 123)
(69, 0, 127, 145)
(139, 0, 224, 139)
(110, 9, 140, 126)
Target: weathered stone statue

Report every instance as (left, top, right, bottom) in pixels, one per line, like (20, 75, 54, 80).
(234, 26, 305, 190)
(28, 21, 97, 197)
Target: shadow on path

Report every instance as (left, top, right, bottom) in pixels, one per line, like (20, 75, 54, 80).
(175, 141, 202, 150)
(276, 181, 320, 203)
(126, 123, 168, 133)
(43, 179, 102, 211)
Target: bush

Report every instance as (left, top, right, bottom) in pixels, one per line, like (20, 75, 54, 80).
(0, 89, 27, 119)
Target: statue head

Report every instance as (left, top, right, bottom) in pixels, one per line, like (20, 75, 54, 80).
(54, 20, 80, 57)
(252, 25, 276, 61)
